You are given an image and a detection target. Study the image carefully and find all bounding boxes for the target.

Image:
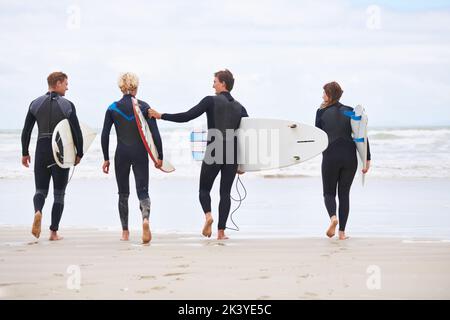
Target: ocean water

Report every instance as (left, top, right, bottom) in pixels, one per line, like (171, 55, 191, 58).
(1, 126, 449, 180)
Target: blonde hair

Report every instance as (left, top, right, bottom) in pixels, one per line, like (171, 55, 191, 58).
(118, 72, 139, 94)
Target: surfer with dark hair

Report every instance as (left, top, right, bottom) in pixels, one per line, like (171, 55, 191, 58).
(101, 72, 163, 244)
(315, 81, 371, 240)
(21, 71, 84, 241)
(149, 69, 249, 240)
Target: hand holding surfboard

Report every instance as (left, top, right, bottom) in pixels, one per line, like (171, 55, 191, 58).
(131, 97, 175, 173)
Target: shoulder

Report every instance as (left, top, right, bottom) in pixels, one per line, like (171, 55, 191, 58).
(202, 96, 215, 103)
(29, 94, 48, 113)
(137, 99, 150, 110)
(56, 96, 74, 109)
(107, 102, 117, 111)
(339, 103, 353, 112)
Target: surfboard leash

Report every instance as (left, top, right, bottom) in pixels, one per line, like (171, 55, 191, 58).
(227, 175, 247, 231)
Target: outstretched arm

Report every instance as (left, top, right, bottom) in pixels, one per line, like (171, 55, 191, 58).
(149, 97, 211, 122)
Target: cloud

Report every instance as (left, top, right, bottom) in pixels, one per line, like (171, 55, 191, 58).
(0, 0, 450, 128)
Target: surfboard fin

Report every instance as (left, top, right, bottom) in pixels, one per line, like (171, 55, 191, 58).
(293, 156, 300, 161)
(289, 124, 297, 128)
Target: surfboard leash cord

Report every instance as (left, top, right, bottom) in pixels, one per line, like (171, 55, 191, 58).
(228, 174, 247, 232)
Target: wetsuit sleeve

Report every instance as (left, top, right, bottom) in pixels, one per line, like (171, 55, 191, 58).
(367, 138, 371, 161)
(161, 96, 211, 122)
(142, 104, 164, 160)
(21, 106, 36, 156)
(101, 109, 114, 161)
(315, 109, 322, 129)
(68, 103, 84, 158)
(241, 106, 249, 117)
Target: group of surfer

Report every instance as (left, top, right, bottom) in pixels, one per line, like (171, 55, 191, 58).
(20, 70, 370, 243)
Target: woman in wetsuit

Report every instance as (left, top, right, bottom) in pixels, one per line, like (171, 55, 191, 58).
(101, 73, 163, 244)
(315, 82, 371, 240)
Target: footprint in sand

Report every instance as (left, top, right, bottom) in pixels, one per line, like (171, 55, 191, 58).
(257, 296, 271, 300)
(138, 275, 156, 280)
(163, 272, 187, 277)
(259, 276, 270, 279)
(151, 286, 166, 291)
(172, 256, 184, 259)
(136, 290, 150, 294)
(305, 292, 318, 297)
(299, 274, 312, 279)
(176, 264, 190, 268)
(53, 273, 64, 277)
(175, 277, 184, 281)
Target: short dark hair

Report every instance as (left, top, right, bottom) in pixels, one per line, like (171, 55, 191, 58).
(47, 72, 68, 87)
(323, 81, 343, 105)
(214, 69, 234, 91)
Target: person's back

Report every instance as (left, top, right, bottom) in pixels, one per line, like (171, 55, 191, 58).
(148, 69, 248, 240)
(101, 72, 163, 244)
(316, 102, 356, 160)
(315, 81, 371, 240)
(21, 72, 83, 241)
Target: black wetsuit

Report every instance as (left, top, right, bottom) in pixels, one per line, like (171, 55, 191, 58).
(161, 92, 249, 230)
(101, 94, 163, 230)
(315, 102, 371, 231)
(21, 92, 83, 231)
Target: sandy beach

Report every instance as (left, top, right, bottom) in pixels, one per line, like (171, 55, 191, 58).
(1, 226, 449, 300)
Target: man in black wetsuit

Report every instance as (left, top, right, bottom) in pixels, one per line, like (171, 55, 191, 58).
(101, 72, 163, 244)
(149, 69, 248, 240)
(21, 72, 83, 241)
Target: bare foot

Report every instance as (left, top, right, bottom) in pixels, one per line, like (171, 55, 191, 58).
(49, 231, 63, 241)
(142, 219, 151, 244)
(338, 231, 349, 240)
(326, 216, 338, 238)
(217, 229, 229, 240)
(121, 230, 129, 241)
(31, 211, 42, 239)
(202, 213, 213, 238)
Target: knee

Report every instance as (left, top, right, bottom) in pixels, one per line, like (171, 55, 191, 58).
(53, 190, 65, 205)
(137, 189, 149, 201)
(34, 189, 48, 199)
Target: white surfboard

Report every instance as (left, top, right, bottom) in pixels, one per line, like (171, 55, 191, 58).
(345, 105, 368, 185)
(237, 118, 328, 172)
(190, 118, 328, 172)
(131, 97, 175, 173)
(52, 119, 97, 168)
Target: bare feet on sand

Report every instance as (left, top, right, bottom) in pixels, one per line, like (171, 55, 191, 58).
(142, 219, 151, 244)
(31, 211, 42, 239)
(202, 213, 213, 238)
(217, 229, 229, 240)
(338, 231, 349, 240)
(49, 231, 63, 241)
(326, 215, 338, 238)
(121, 230, 129, 241)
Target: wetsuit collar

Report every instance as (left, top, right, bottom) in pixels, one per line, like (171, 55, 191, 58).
(123, 94, 135, 98)
(218, 91, 233, 100)
(47, 91, 61, 98)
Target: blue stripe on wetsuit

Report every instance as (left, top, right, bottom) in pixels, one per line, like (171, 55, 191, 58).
(108, 102, 135, 121)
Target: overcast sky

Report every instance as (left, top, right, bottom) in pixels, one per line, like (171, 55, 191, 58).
(1, 0, 450, 129)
